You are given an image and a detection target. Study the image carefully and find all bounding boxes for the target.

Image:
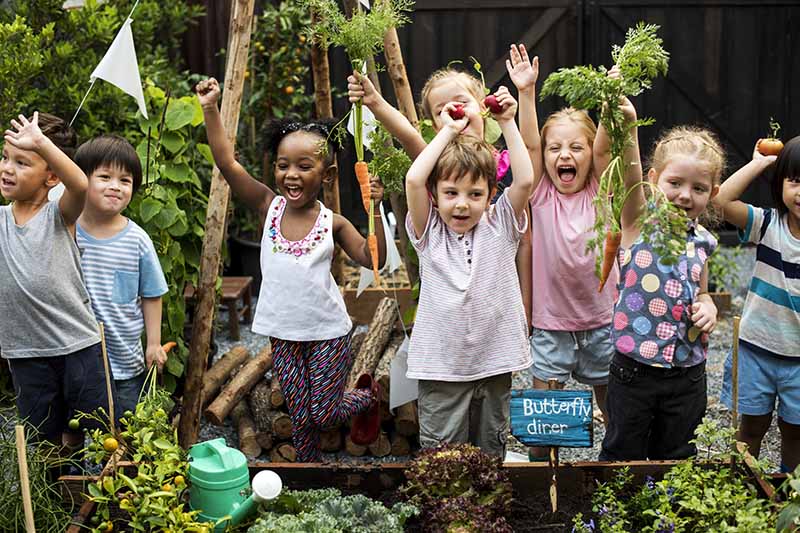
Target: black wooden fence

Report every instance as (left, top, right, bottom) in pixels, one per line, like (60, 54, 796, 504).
(185, 0, 800, 224)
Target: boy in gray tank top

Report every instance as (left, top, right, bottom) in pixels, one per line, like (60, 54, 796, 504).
(0, 112, 111, 450)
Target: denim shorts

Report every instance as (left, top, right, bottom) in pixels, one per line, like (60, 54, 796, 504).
(530, 324, 614, 385)
(115, 372, 147, 416)
(720, 342, 800, 425)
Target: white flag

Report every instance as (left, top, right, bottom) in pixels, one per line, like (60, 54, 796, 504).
(359, 0, 371, 8)
(91, 18, 148, 119)
(356, 203, 402, 295)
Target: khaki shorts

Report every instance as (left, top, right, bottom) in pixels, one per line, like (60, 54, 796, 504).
(418, 372, 511, 458)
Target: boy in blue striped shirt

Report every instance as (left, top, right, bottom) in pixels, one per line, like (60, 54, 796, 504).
(75, 135, 168, 414)
(715, 136, 800, 473)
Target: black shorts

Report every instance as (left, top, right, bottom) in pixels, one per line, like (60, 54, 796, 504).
(7, 343, 113, 442)
(599, 352, 707, 461)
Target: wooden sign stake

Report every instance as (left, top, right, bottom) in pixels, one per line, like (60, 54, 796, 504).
(547, 378, 559, 513)
(15, 425, 36, 532)
(731, 315, 741, 431)
(179, 0, 256, 448)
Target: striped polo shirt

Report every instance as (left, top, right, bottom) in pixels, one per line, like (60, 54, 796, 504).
(77, 220, 168, 379)
(738, 206, 800, 358)
(406, 191, 531, 382)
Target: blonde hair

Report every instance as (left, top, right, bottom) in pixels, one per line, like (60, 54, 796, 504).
(540, 107, 598, 148)
(649, 126, 726, 184)
(420, 68, 485, 120)
(429, 135, 496, 194)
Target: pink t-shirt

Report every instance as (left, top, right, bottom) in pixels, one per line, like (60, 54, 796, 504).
(529, 176, 618, 331)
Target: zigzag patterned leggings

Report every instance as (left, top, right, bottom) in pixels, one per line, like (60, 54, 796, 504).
(271, 334, 373, 462)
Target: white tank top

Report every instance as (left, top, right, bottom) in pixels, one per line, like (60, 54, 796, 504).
(251, 196, 352, 341)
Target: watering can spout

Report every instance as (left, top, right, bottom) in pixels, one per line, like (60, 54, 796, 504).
(227, 470, 283, 527)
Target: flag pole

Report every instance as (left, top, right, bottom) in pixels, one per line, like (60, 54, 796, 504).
(126, 0, 141, 21)
(69, 78, 96, 128)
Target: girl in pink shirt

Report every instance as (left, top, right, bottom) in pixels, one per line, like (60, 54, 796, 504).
(509, 46, 618, 460)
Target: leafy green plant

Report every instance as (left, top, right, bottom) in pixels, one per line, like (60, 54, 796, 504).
(367, 123, 412, 195)
(401, 443, 513, 533)
(540, 23, 680, 273)
(248, 487, 417, 533)
(777, 465, 800, 533)
(79, 367, 216, 532)
(707, 246, 744, 293)
(573, 419, 779, 532)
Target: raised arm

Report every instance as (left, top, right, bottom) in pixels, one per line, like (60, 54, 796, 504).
(405, 105, 464, 237)
(492, 86, 534, 216)
(506, 44, 543, 189)
(712, 143, 776, 229)
(196, 78, 274, 214)
(348, 71, 427, 159)
(4, 112, 87, 226)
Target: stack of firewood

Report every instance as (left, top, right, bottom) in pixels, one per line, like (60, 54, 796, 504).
(200, 297, 419, 461)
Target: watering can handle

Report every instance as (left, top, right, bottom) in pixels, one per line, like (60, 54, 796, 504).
(206, 438, 237, 469)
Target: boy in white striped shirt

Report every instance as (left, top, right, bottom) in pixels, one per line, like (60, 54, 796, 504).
(75, 136, 168, 415)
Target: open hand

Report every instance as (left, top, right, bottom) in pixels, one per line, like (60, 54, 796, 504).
(195, 78, 221, 108)
(506, 44, 539, 92)
(4, 112, 46, 152)
(691, 300, 717, 333)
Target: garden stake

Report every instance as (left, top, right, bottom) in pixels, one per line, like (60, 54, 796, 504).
(14, 425, 35, 533)
(98, 323, 116, 437)
(547, 378, 559, 513)
(731, 315, 741, 431)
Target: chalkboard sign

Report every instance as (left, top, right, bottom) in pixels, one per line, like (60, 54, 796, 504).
(510, 390, 593, 448)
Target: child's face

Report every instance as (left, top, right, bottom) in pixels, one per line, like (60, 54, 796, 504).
(86, 164, 134, 216)
(651, 156, 719, 220)
(783, 176, 800, 226)
(434, 173, 491, 234)
(426, 79, 484, 140)
(274, 131, 329, 209)
(543, 121, 593, 194)
(0, 143, 53, 201)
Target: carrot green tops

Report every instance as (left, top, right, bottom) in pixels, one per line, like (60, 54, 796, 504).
(612, 222, 717, 368)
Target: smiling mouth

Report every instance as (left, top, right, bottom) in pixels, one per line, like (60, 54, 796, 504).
(285, 185, 303, 200)
(1, 178, 15, 187)
(452, 214, 469, 221)
(557, 165, 577, 183)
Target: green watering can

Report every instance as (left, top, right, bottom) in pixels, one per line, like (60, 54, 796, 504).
(188, 438, 282, 531)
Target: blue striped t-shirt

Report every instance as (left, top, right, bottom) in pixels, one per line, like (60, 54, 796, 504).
(738, 206, 800, 358)
(77, 220, 168, 379)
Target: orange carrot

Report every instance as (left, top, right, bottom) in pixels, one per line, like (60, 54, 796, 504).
(162, 341, 177, 354)
(368, 233, 380, 282)
(355, 161, 371, 213)
(598, 231, 621, 292)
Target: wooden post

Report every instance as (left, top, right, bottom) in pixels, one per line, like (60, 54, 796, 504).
(15, 425, 35, 533)
(547, 378, 559, 513)
(98, 323, 116, 436)
(731, 315, 741, 431)
(179, 0, 256, 448)
(309, 8, 343, 282)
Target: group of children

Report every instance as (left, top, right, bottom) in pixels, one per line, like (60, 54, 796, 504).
(1, 113, 166, 458)
(2, 41, 797, 473)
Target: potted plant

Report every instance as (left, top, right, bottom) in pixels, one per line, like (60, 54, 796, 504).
(707, 245, 745, 316)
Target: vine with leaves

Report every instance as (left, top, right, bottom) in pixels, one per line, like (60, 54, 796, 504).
(540, 23, 685, 278)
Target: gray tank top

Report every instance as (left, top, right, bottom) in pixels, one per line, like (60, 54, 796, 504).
(0, 202, 100, 358)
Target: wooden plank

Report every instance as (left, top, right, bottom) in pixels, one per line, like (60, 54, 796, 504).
(413, 0, 574, 9)
(484, 7, 568, 89)
(179, 0, 256, 448)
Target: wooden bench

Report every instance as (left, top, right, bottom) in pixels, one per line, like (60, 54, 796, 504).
(184, 276, 253, 340)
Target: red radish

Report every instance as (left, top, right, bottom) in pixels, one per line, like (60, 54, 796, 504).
(483, 95, 502, 114)
(448, 104, 465, 120)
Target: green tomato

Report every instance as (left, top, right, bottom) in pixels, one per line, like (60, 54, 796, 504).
(68, 419, 80, 431)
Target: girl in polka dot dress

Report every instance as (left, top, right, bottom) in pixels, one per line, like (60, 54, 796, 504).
(599, 98, 724, 460)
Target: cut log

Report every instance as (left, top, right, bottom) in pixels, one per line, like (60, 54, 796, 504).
(395, 401, 418, 437)
(390, 432, 411, 456)
(379, 398, 392, 423)
(320, 428, 342, 452)
(255, 430, 273, 451)
(375, 332, 404, 382)
(269, 411, 294, 441)
(367, 430, 391, 457)
(201, 345, 250, 404)
(350, 331, 367, 356)
(247, 379, 272, 432)
(344, 433, 367, 456)
(346, 297, 397, 389)
(231, 400, 261, 458)
(269, 376, 285, 409)
(269, 442, 297, 463)
(204, 346, 273, 426)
